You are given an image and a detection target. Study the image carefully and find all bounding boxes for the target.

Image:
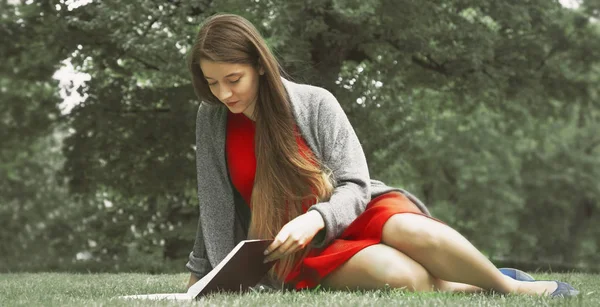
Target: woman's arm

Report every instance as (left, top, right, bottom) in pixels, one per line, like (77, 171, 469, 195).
(307, 89, 372, 248)
(185, 221, 213, 280)
(185, 103, 215, 281)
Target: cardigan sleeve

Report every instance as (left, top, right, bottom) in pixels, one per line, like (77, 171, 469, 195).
(307, 90, 371, 248)
(185, 103, 214, 278)
(186, 217, 212, 278)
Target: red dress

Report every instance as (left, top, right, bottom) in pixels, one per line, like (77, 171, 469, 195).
(226, 111, 442, 290)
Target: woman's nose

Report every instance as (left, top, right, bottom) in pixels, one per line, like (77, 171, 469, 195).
(218, 85, 233, 101)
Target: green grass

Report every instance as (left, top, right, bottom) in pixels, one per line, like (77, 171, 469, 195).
(0, 272, 597, 306)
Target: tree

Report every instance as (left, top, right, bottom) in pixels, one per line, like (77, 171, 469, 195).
(2, 0, 599, 271)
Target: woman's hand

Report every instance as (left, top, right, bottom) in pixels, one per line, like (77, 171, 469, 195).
(263, 210, 325, 263)
(186, 273, 199, 290)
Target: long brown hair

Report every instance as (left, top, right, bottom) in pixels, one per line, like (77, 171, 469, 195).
(188, 14, 333, 283)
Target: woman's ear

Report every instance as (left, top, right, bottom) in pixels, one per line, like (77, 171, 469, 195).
(257, 58, 265, 75)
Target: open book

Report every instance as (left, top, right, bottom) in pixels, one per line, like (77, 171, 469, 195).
(118, 239, 275, 300)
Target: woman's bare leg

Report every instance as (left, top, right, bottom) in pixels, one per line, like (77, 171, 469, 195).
(320, 244, 483, 293)
(381, 213, 557, 295)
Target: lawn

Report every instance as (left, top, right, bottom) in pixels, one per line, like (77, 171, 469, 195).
(0, 272, 596, 306)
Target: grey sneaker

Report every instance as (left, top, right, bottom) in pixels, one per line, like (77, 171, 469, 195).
(550, 281, 580, 298)
(499, 268, 536, 282)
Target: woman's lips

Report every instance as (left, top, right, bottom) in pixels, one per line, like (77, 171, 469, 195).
(226, 100, 239, 106)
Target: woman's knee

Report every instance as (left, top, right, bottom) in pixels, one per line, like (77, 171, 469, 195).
(382, 214, 443, 252)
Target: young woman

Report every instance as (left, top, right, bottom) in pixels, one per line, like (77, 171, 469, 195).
(184, 13, 578, 297)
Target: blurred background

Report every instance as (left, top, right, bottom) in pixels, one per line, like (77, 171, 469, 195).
(1, 0, 599, 274)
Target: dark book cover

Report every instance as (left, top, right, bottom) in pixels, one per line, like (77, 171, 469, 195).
(189, 239, 276, 298)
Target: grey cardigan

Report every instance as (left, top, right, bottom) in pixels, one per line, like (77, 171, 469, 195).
(186, 77, 431, 278)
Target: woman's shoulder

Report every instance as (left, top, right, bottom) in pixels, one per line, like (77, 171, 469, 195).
(282, 77, 340, 118)
(283, 78, 335, 104)
(197, 100, 221, 112)
(196, 101, 226, 122)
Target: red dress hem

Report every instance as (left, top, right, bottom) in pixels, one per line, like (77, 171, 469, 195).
(286, 191, 444, 289)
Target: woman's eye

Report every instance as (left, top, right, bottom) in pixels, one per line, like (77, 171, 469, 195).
(207, 78, 239, 86)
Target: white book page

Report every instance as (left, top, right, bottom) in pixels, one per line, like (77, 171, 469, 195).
(118, 293, 193, 300)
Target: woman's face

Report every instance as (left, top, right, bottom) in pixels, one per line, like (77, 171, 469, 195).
(199, 60, 264, 120)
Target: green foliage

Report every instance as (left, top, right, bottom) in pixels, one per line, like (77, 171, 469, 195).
(1, 0, 599, 272)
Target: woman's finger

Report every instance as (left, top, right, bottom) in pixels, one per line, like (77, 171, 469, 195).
(264, 236, 295, 262)
(273, 236, 297, 258)
(264, 230, 288, 255)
